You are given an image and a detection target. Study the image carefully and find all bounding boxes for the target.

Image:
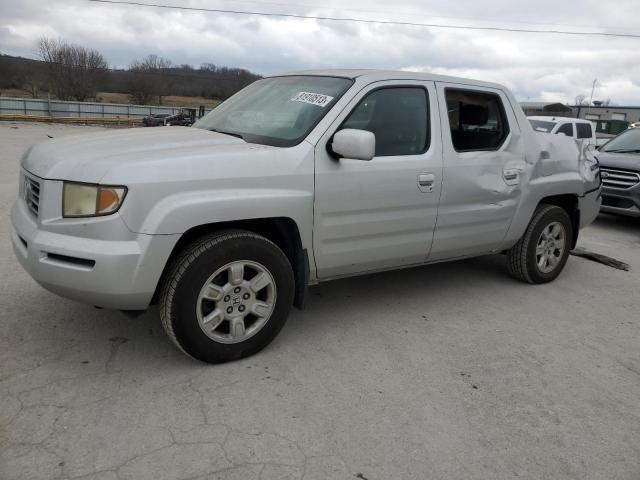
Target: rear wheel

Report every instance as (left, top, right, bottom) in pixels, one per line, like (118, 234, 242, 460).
(159, 230, 294, 363)
(507, 204, 573, 284)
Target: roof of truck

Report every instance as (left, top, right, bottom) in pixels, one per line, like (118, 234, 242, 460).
(528, 116, 594, 124)
(278, 69, 506, 91)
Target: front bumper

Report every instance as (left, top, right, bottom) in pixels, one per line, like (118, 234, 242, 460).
(578, 187, 602, 228)
(11, 197, 179, 310)
(601, 183, 640, 218)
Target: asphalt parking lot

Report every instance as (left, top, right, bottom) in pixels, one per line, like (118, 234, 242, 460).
(1, 122, 639, 480)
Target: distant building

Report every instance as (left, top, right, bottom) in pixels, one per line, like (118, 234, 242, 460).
(520, 102, 573, 117)
(571, 105, 640, 123)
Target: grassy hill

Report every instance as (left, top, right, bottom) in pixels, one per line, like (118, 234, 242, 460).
(0, 53, 259, 107)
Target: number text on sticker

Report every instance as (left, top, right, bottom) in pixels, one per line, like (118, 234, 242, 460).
(291, 92, 334, 108)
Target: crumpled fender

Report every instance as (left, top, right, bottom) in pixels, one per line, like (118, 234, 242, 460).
(532, 132, 600, 195)
(501, 132, 601, 248)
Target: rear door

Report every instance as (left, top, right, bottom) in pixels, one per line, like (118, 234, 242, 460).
(313, 80, 443, 278)
(430, 82, 525, 261)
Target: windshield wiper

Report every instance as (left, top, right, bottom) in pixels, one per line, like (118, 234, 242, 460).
(208, 128, 244, 140)
(603, 148, 640, 153)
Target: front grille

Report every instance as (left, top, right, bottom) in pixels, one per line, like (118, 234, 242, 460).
(600, 167, 640, 190)
(24, 175, 41, 218)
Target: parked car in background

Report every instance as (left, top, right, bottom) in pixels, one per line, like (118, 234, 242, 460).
(142, 113, 171, 127)
(12, 70, 601, 363)
(596, 128, 640, 217)
(528, 116, 597, 146)
(629, 122, 640, 129)
(142, 109, 197, 127)
(164, 108, 197, 126)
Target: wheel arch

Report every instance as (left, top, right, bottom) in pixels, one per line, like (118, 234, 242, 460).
(151, 217, 309, 309)
(536, 194, 580, 249)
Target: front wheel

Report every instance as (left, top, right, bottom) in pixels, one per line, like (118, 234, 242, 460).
(159, 230, 294, 363)
(507, 204, 573, 284)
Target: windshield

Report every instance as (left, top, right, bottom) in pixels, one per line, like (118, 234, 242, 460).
(529, 119, 557, 133)
(601, 128, 640, 153)
(194, 75, 353, 147)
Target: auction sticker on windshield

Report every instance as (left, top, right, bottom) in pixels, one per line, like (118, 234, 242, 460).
(291, 92, 334, 107)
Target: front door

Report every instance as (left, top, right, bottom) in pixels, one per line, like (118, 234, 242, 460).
(313, 81, 443, 279)
(429, 82, 525, 261)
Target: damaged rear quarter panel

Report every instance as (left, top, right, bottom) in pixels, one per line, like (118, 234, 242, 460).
(500, 125, 601, 249)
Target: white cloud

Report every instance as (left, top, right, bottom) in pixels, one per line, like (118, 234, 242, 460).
(1, 0, 639, 104)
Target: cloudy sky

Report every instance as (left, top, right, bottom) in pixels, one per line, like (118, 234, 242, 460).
(1, 0, 639, 104)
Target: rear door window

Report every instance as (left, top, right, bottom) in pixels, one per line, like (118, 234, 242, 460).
(445, 89, 509, 151)
(576, 123, 593, 139)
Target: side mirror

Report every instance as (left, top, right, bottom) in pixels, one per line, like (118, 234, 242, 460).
(331, 129, 375, 161)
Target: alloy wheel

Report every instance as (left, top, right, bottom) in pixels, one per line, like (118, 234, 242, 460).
(196, 260, 277, 344)
(535, 221, 566, 274)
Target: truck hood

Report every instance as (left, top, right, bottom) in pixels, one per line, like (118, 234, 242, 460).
(22, 127, 265, 183)
(596, 151, 640, 172)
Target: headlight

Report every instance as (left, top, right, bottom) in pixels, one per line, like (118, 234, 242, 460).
(63, 182, 127, 218)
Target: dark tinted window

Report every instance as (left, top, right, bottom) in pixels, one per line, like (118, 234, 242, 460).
(342, 87, 429, 156)
(446, 89, 509, 151)
(556, 123, 574, 136)
(576, 122, 593, 139)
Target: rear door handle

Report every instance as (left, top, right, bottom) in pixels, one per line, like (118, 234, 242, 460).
(418, 173, 435, 192)
(503, 168, 520, 185)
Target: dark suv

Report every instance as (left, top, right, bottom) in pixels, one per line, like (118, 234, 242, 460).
(596, 128, 640, 217)
(142, 113, 171, 127)
(142, 109, 196, 127)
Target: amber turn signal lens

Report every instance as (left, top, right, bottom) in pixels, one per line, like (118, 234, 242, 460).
(98, 188, 120, 213)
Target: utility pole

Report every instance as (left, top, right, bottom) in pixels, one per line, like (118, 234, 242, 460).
(587, 78, 597, 117)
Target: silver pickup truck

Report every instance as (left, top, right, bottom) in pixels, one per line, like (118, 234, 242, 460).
(11, 70, 601, 363)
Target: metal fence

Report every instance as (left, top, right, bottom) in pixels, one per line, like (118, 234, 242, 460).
(0, 96, 212, 122)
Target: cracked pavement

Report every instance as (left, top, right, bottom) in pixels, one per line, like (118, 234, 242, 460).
(1, 123, 640, 480)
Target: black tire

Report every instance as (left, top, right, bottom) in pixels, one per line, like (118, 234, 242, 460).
(507, 204, 573, 284)
(159, 230, 294, 363)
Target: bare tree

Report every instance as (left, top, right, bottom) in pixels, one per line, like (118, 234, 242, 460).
(198, 63, 260, 99)
(574, 94, 587, 106)
(22, 72, 44, 98)
(1, 53, 261, 103)
(128, 54, 173, 104)
(5, 58, 46, 97)
(37, 37, 108, 101)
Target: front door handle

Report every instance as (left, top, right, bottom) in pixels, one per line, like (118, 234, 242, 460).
(418, 173, 435, 192)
